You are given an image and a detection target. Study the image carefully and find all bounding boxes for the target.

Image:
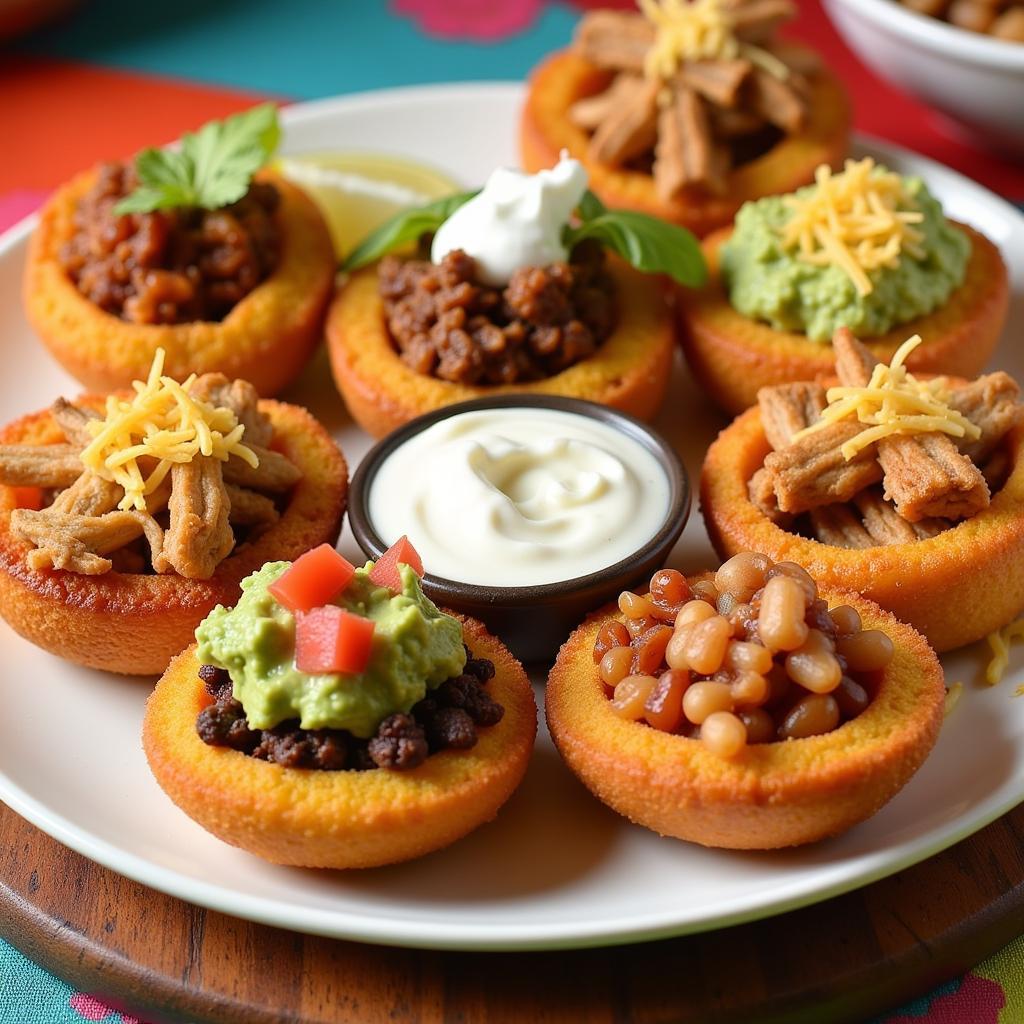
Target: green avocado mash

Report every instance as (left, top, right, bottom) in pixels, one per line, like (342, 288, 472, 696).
(195, 561, 466, 738)
(720, 174, 970, 342)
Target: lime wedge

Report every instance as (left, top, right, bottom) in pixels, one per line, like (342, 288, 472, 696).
(276, 152, 460, 259)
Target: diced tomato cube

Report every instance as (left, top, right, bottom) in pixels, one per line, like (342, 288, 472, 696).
(368, 536, 424, 593)
(269, 544, 355, 613)
(295, 606, 375, 675)
(9, 487, 44, 511)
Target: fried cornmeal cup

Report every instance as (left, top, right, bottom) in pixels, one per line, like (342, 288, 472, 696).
(519, 51, 851, 240)
(326, 255, 676, 438)
(0, 399, 348, 675)
(24, 170, 335, 398)
(546, 587, 944, 849)
(701, 407, 1024, 652)
(678, 222, 1010, 415)
(142, 616, 538, 868)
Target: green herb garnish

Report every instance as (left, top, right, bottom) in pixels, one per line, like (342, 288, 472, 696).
(342, 190, 479, 272)
(114, 103, 281, 216)
(565, 192, 706, 288)
(341, 186, 705, 287)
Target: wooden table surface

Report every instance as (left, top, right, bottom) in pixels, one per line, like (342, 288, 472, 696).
(3, 798, 1024, 1024)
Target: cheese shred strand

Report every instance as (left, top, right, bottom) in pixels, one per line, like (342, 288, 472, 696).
(791, 334, 981, 460)
(79, 348, 258, 511)
(780, 158, 926, 296)
(986, 619, 1024, 687)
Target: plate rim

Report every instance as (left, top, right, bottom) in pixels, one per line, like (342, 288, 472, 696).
(1, 82, 1023, 951)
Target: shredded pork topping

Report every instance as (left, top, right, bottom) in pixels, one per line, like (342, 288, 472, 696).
(571, 0, 809, 197)
(749, 328, 1022, 542)
(0, 354, 299, 579)
(792, 333, 980, 459)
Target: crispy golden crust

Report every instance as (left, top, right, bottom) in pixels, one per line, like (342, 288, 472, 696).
(142, 618, 538, 868)
(701, 407, 1024, 652)
(678, 222, 1010, 415)
(24, 170, 335, 398)
(0, 399, 348, 674)
(519, 50, 852, 239)
(325, 256, 676, 438)
(546, 587, 944, 849)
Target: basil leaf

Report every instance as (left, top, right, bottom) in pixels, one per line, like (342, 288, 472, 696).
(578, 189, 607, 221)
(565, 210, 706, 287)
(341, 190, 479, 272)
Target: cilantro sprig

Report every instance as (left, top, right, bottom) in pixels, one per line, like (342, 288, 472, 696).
(341, 187, 705, 287)
(114, 103, 281, 216)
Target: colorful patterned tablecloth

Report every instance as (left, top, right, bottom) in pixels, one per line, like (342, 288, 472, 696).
(2, 2, 1023, 1021)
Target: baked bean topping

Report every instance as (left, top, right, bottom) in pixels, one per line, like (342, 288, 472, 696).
(619, 590, 656, 620)
(600, 645, 634, 688)
(594, 553, 894, 756)
(649, 568, 691, 608)
(59, 162, 280, 324)
(690, 580, 720, 605)
(610, 674, 658, 720)
(593, 620, 630, 663)
(643, 669, 689, 732)
(377, 240, 616, 385)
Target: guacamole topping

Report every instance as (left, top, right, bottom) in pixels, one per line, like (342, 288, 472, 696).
(720, 174, 970, 342)
(195, 560, 466, 737)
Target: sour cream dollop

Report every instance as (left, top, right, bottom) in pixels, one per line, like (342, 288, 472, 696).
(430, 154, 588, 287)
(368, 408, 671, 588)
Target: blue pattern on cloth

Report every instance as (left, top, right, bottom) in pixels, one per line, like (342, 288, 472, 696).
(15, 0, 579, 98)
(2, 942, 98, 1023)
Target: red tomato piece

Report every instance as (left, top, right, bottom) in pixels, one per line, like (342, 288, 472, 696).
(368, 536, 424, 593)
(268, 544, 355, 613)
(295, 606, 376, 675)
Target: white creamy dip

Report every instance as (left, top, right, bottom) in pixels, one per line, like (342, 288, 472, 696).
(368, 408, 671, 587)
(430, 153, 588, 287)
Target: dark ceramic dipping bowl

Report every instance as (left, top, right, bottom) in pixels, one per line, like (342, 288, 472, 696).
(348, 395, 690, 664)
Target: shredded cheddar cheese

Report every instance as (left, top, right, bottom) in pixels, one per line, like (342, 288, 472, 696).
(639, 0, 788, 82)
(780, 158, 926, 297)
(944, 682, 963, 717)
(985, 618, 1024, 686)
(791, 334, 981, 460)
(80, 349, 258, 512)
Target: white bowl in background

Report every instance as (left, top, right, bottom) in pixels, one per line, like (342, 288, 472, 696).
(824, 0, 1024, 156)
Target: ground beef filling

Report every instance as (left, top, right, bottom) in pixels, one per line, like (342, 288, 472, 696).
(58, 162, 281, 324)
(378, 241, 616, 385)
(195, 650, 503, 772)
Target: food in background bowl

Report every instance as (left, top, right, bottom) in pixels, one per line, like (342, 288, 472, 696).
(823, 0, 1024, 155)
(24, 105, 335, 396)
(895, 0, 1024, 41)
(546, 554, 944, 849)
(677, 157, 1008, 414)
(520, 0, 851, 237)
(0, 351, 347, 674)
(701, 328, 1024, 651)
(143, 542, 537, 868)
(327, 154, 704, 437)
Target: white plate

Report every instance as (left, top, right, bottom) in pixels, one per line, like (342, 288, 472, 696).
(1, 83, 1023, 952)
